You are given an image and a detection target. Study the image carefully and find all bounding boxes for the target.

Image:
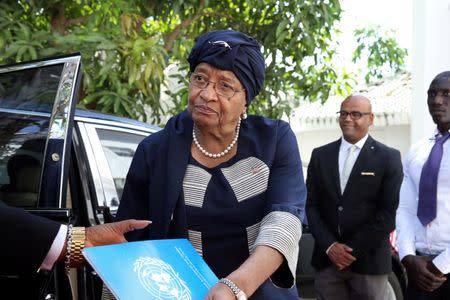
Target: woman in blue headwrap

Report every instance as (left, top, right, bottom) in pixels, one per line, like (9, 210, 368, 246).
(116, 29, 306, 299)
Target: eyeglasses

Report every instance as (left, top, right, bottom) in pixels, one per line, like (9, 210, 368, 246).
(189, 73, 244, 99)
(337, 110, 371, 120)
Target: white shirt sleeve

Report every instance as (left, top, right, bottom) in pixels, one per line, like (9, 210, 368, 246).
(326, 242, 338, 255)
(396, 150, 418, 261)
(39, 224, 67, 271)
(433, 249, 450, 274)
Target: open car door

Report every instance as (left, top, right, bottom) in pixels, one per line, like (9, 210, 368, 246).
(0, 54, 81, 299)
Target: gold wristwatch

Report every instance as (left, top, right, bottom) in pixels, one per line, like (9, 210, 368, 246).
(69, 226, 86, 267)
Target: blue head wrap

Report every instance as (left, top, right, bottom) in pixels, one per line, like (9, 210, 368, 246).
(188, 29, 265, 104)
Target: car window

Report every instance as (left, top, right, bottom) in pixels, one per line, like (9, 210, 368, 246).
(0, 54, 81, 208)
(0, 116, 48, 208)
(0, 64, 63, 112)
(96, 128, 145, 202)
(0, 64, 64, 207)
(77, 121, 151, 214)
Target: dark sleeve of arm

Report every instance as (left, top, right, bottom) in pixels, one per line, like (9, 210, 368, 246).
(346, 149, 403, 256)
(115, 142, 151, 241)
(0, 201, 60, 275)
(305, 150, 338, 253)
(263, 122, 305, 287)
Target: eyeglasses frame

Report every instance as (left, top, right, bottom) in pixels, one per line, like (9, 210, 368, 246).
(189, 72, 245, 99)
(336, 110, 372, 120)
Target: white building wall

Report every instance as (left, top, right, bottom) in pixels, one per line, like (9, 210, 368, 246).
(412, 0, 450, 143)
(296, 124, 410, 166)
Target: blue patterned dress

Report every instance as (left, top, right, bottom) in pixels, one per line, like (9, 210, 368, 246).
(117, 111, 306, 299)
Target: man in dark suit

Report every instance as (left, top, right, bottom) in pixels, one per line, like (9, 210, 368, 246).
(306, 94, 403, 299)
(1, 201, 150, 275)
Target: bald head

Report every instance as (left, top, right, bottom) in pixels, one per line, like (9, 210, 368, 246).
(341, 94, 372, 112)
(339, 94, 374, 144)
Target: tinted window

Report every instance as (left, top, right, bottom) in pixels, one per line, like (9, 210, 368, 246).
(0, 113, 48, 207)
(0, 63, 66, 208)
(96, 128, 145, 202)
(0, 64, 63, 113)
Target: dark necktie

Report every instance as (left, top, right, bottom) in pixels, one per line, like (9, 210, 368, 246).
(417, 132, 450, 226)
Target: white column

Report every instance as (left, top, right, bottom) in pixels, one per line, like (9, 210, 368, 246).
(412, 0, 450, 143)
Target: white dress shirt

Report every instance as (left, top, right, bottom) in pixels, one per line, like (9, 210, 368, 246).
(40, 224, 67, 271)
(326, 134, 368, 254)
(396, 130, 450, 274)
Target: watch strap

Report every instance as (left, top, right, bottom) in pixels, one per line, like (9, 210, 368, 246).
(219, 278, 248, 300)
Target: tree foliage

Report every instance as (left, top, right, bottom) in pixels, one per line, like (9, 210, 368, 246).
(0, 1, 167, 122)
(157, 0, 350, 118)
(352, 26, 408, 84)
(0, 0, 357, 122)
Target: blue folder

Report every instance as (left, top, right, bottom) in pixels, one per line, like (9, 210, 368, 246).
(83, 239, 218, 300)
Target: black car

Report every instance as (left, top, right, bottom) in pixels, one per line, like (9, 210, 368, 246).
(0, 54, 406, 299)
(0, 54, 159, 299)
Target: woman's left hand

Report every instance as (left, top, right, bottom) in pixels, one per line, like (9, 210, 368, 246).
(204, 283, 236, 300)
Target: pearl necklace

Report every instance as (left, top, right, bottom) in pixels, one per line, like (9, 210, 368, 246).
(192, 119, 241, 159)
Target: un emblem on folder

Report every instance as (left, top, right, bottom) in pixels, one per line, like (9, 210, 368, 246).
(134, 257, 192, 299)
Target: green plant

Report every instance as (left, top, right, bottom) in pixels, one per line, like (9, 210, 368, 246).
(352, 26, 408, 84)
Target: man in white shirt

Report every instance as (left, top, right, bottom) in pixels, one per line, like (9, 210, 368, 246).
(396, 71, 450, 299)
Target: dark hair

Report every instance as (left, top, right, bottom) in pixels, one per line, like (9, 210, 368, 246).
(431, 71, 450, 84)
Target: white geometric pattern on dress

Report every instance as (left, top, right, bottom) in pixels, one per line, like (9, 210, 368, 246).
(182, 164, 211, 208)
(246, 222, 260, 253)
(221, 157, 270, 202)
(188, 230, 203, 256)
(253, 211, 302, 278)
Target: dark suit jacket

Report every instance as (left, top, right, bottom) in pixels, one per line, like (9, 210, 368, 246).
(0, 201, 60, 275)
(305, 136, 403, 275)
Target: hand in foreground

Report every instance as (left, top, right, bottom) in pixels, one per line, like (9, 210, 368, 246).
(204, 282, 237, 300)
(85, 219, 151, 247)
(327, 243, 356, 270)
(402, 255, 446, 292)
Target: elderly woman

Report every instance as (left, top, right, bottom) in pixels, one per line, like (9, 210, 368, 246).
(116, 29, 306, 299)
